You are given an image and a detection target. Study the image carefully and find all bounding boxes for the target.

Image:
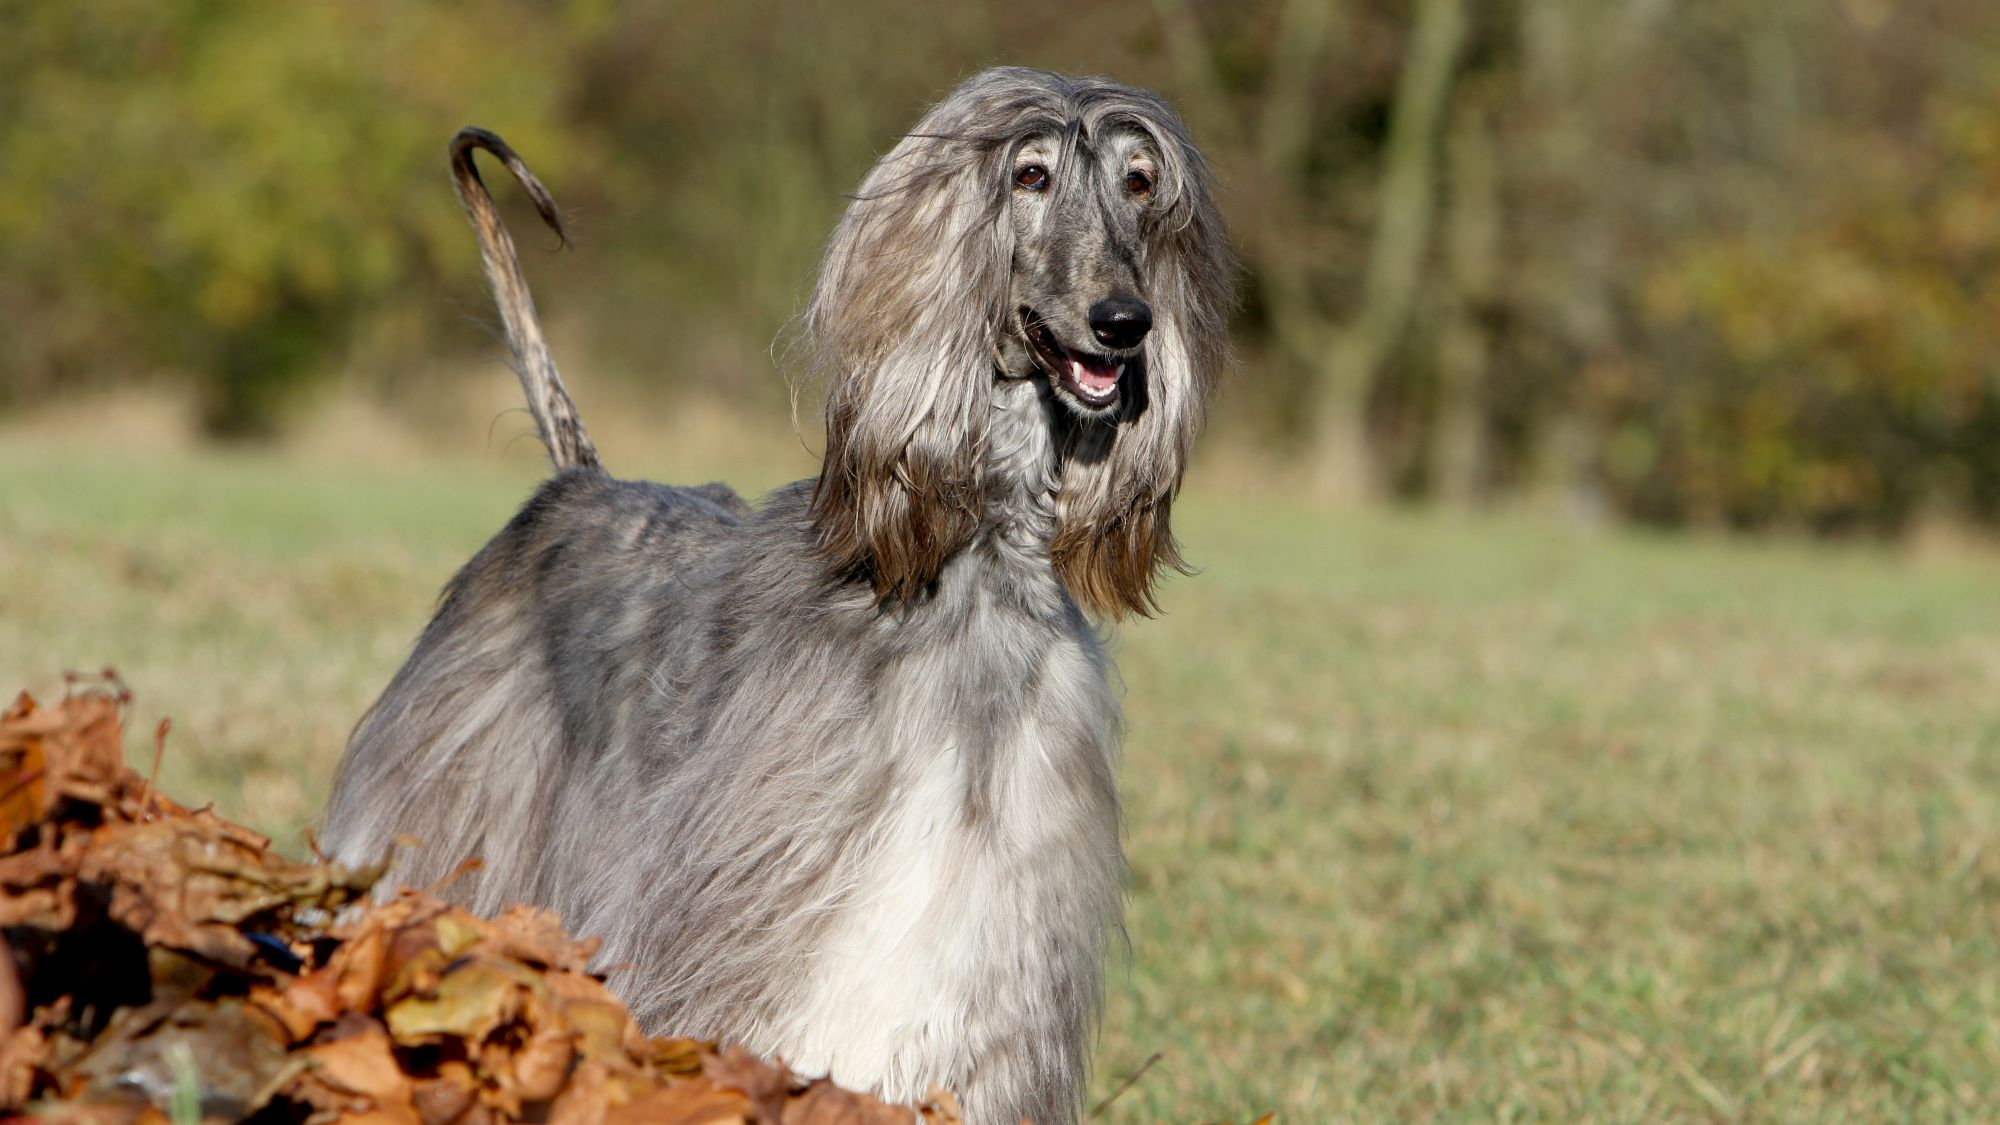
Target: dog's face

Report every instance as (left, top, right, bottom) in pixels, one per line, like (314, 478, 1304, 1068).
(999, 128, 1161, 420)
(806, 68, 1235, 615)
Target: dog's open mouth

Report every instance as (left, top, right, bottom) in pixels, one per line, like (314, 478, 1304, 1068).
(1020, 308, 1124, 412)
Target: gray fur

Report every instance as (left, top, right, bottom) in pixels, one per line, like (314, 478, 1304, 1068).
(321, 68, 1233, 1125)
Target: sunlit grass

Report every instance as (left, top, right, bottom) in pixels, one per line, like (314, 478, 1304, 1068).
(4, 429, 1998, 1122)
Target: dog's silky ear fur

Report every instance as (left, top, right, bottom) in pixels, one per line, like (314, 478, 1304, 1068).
(1053, 98, 1236, 618)
(806, 105, 1014, 602)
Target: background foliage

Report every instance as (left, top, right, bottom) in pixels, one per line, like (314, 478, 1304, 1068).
(3, 0, 1999, 532)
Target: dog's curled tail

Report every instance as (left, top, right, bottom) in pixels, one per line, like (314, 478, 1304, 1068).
(450, 127, 601, 473)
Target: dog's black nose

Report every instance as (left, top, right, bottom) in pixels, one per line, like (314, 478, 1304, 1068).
(1088, 297, 1152, 351)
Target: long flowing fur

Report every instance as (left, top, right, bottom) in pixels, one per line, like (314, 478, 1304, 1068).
(809, 70, 1234, 615)
(322, 68, 1232, 1125)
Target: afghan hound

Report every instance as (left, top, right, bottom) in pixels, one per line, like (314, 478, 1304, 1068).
(320, 67, 1233, 1125)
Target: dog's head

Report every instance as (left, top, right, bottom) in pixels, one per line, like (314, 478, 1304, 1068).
(807, 68, 1234, 617)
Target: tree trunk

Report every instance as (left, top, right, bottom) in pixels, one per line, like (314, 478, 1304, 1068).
(1434, 95, 1500, 503)
(1310, 0, 1469, 495)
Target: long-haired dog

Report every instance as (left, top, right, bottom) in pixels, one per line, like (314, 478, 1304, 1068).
(321, 67, 1232, 1125)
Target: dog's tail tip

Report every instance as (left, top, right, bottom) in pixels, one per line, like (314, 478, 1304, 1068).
(450, 127, 572, 248)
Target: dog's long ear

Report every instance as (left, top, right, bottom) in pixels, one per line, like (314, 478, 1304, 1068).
(1053, 100, 1237, 619)
(806, 109, 1013, 603)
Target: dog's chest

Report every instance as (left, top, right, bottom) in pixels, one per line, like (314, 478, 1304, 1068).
(766, 629, 1118, 1103)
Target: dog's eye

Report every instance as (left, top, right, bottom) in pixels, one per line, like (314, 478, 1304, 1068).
(1014, 164, 1050, 191)
(1124, 170, 1153, 197)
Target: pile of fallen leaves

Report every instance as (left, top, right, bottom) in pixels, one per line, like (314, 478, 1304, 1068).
(0, 678, 961, 1125)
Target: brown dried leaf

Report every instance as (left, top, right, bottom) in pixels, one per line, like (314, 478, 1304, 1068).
(253, 967, 343, 1043)
(385, 960, 531, 1043)
(0, 692, 123, 816)
(553, 994, 641, 1067)
(81, 817, 379, 968)
(0, 1024, 51, 1107)
(290, 1019, 421, 1125)
(507, 1021, 577, 1103)
(643, 1037, 710, 1080)
(481, 906, 600, 974)
(599, 1079, 754, 1125)
(0, 694, 52, 839)
(700, 1046, 801, 1121)
(0, 832, 74, 930)
(333, 921, 393, 1013)
(409, 1059, 480, 1125)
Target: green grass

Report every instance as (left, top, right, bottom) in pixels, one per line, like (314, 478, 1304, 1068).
(4, 436, 1999, 1122)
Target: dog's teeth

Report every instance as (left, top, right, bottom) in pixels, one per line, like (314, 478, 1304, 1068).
(1069, 359, 1085, 381)
(1114, 363, 1125, 378)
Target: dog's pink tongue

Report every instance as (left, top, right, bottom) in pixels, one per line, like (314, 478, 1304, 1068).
(1070, 356, 1120, 393)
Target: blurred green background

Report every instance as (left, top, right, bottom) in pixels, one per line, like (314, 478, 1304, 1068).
(7, 0, 2000, 529)
(5, 2, 2000, 1121)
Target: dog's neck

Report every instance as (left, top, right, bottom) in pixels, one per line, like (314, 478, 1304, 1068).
(965, 375, 1069, 615)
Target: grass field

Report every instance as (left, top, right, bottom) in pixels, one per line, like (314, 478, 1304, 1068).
(4, 427, 1999, 1122)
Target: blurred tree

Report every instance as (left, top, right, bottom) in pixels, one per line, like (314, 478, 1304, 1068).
(1310, 0, 1468, 493)
(3, 0, 1999, 537)
(0, 0, 580, 434)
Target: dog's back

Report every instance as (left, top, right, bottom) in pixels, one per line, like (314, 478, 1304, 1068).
(322, 471, 749, 906)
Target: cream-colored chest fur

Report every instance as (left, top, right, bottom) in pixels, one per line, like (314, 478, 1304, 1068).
(755, 637, 1115, 1107)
